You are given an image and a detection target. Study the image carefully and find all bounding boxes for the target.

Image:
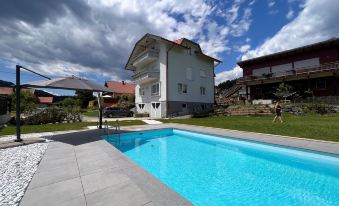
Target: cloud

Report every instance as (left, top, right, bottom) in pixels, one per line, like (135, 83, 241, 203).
(286, 9, 294, 19)
(0, 0, 254, 81)
(242, 0, 339, 61)
(268, 0, 276, 8)
(215, 66, 242, 85)
(216, 0, 339, 85)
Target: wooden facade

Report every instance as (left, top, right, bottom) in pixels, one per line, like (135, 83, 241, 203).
(237, 38, 339, 101)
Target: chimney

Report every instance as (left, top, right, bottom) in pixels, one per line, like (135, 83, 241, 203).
(122, 81, 125, 85)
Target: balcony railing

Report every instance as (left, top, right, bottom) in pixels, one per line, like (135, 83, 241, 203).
(132, 49, 159, 68)
(237, 61, 339, 84)
(132, 70, 159, 84)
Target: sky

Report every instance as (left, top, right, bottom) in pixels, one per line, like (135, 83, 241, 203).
(0, 0, 339, 95)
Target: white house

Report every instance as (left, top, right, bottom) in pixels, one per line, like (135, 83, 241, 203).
(125, 34, 221, 118)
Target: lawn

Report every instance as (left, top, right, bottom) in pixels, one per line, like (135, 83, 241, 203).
(82, 110, 99, 117)
(0, 120, 145, 136)
(161, 114, 339, 142)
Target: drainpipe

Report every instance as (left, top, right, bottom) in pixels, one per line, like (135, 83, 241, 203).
(166, 45, 175, 117)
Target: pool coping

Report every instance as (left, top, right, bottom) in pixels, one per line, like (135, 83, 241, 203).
(19, 123, 339, 206)
(117, 123, 339, 155)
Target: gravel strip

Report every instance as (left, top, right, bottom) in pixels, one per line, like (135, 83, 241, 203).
(0, 143, 48, 206)
(0, 129, 92, 142)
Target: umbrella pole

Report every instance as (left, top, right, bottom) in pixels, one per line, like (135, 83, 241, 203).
(15, 65, 22, 142)
(98, 92, 103, 129)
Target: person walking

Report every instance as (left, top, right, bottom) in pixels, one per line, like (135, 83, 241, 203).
(273, 100, 283, 123)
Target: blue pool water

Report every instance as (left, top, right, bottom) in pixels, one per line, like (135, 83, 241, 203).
(103, 129, 339, 206)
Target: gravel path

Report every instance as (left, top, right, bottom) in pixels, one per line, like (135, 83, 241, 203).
(0, 143, 48, 206)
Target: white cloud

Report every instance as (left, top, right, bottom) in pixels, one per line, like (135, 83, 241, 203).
(215, 0, 339, 85)
(238, 44, 251, 53)
(215, 66, 242, 85)
(0, 0, 255, 81)
(268, 0, 276, 8)
(286, 8, 294, 19)
(242, 0, 339, 61)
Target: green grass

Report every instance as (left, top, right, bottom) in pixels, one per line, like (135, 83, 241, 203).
(82, 110, 99, 117)
(161, 114, 339, 142)
(0, 120, 145, 136)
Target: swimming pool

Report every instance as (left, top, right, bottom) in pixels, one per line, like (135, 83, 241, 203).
(103, 128, 339, 206)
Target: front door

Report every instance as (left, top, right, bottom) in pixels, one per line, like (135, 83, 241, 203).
(151, 102, 161, 118)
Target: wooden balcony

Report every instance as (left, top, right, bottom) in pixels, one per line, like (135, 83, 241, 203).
(237, 61, 339, 85)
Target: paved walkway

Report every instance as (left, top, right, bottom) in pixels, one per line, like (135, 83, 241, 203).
(20, 123, 339, 206)
(20, 129, 191, 206)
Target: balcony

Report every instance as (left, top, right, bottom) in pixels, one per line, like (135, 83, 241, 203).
(237, 61, 339, 85)
(132, 49, 159, 68)
(132, 70, 159, 84)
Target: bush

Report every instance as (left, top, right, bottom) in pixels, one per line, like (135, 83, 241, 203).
(24, 107, 66, 125)
(290, 103, 336, 115)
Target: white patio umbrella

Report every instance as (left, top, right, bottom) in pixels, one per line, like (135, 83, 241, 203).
(14, 76, 116, 141)
(23, 76, 116, 93)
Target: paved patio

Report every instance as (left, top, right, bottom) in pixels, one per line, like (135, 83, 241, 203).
(20, 123, 339, 206)
(20, 129, 191, 206)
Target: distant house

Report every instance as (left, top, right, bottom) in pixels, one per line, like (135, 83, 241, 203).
(0, 81, 55, 106)
(103, 81, 135, 107)
(125, 33, 220, 118)
(237, 38, 339, 104)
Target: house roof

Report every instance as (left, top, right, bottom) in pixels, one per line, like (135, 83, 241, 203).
(105, 81, 135, 94)
(125, 33, 221, 70)
(38, 97, 53, 104)
(0, 87, 13, 95)
(237, 37, 339, 67)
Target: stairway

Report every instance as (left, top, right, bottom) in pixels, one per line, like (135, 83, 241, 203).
(223, 84, 242, 98)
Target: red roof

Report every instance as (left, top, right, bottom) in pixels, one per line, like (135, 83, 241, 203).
(38, 97, 53, 104)
(0, 87, 13, 95)
(174, 38, 184, 45)
(105, 81, 135, 94)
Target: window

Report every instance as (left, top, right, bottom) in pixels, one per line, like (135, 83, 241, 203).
(139, 88, 145, 96)
(182, 104, 187, 108)
(151, 83, 160, 95)
(316, 80, 326, 90)
(200, 87, 206, 95)
(200, 69, 207, 78)
(138, 104, 145, 110)
(186, 68, 193, 81)
(178, 83, 188, 94)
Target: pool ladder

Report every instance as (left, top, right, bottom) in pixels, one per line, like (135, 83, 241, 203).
(115, 120, 121, 145)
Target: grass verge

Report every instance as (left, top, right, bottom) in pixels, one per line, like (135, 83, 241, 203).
(0, 120, 145, 136)
(161, 114, 339, 142)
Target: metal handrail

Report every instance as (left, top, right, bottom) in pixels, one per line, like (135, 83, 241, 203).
(237, 61, 339, 84)
(115, 120, 121, 145)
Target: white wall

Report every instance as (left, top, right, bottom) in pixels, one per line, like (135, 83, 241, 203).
(167, 47, 214, 103)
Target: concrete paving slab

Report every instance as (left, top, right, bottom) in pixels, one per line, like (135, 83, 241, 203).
(58, 195, 86, 206)
(29, 163, 79, 189)
(38, 155, 77, 172)
(81, 169, 130, 194)
(21, 177, 83, 206)
(77, 156, 121, 176)
(85, 181, 151, 206)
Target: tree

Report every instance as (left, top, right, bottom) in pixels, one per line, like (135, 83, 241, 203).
(75, 90, 94, 108)
(11, 90, 37, 114)
(217, 79, 237, 91)
(273, 83, 293, 100)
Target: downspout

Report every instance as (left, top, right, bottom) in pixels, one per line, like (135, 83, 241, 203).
(213, 61, 221, 106)
(166, 45, 175, 117)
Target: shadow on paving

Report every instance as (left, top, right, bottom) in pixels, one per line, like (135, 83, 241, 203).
(44, 129, 133, 146)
